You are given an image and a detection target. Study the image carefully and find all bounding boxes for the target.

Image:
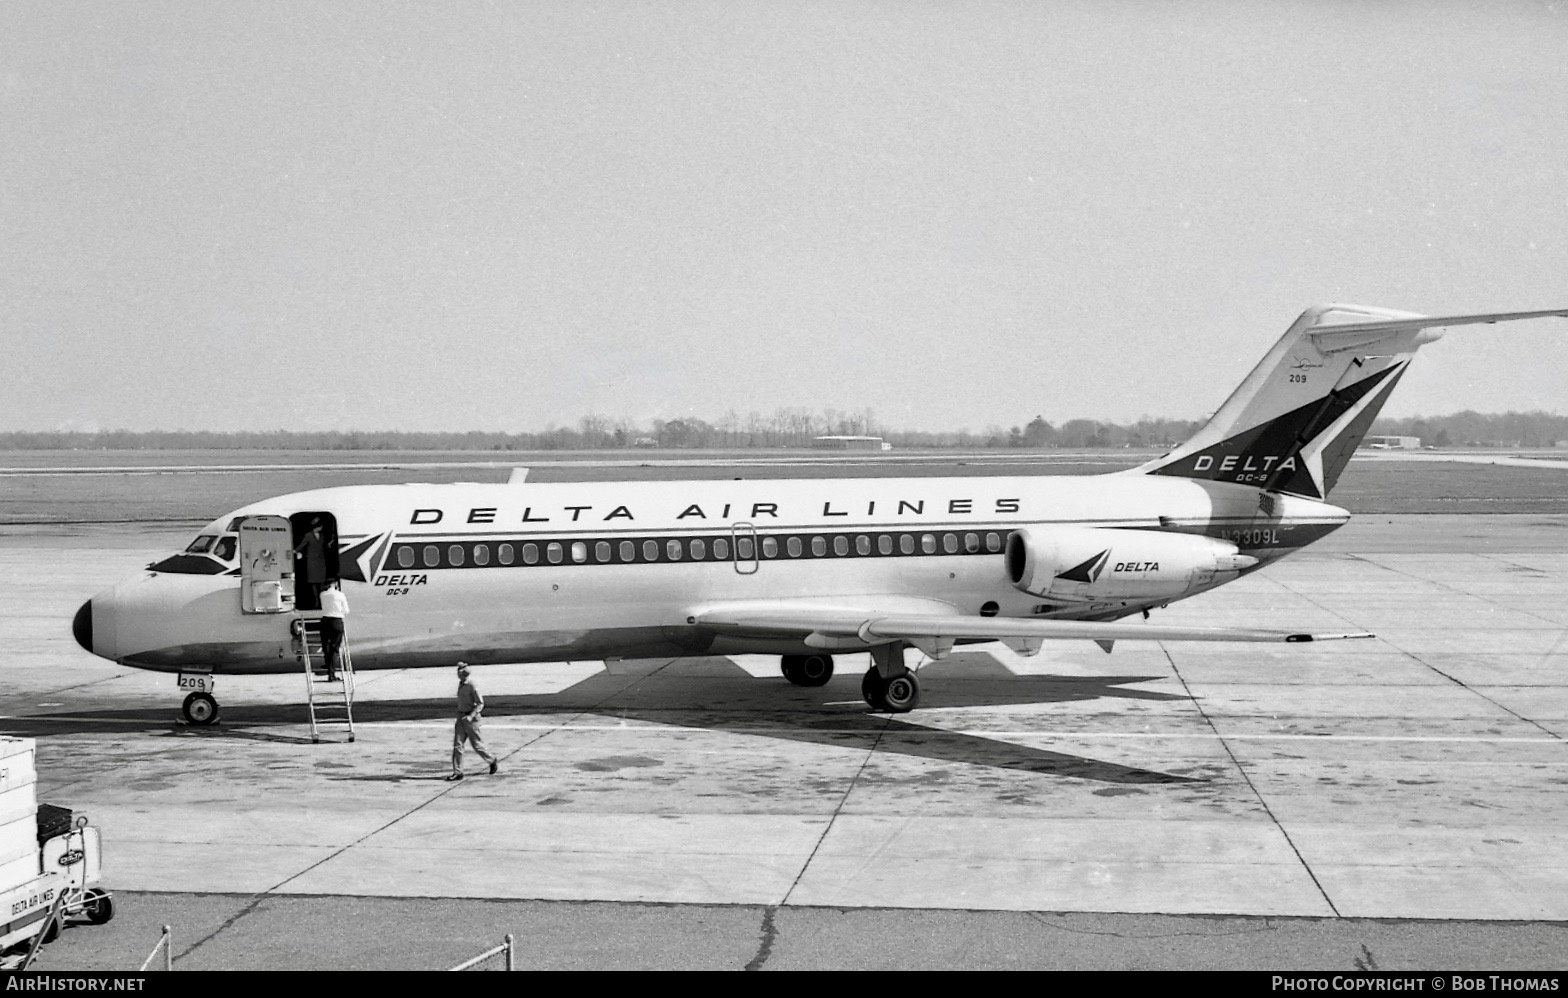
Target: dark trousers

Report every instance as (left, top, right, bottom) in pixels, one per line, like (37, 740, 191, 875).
(320, 616, 345, 676)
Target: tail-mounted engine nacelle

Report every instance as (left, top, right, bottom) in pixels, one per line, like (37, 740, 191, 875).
(1005, 526, 1257, 602)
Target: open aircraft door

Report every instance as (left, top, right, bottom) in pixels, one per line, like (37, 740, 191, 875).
(238, 515, 296, 614)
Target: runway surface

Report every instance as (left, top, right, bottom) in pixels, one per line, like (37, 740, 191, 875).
(2, 512, 1566, 969)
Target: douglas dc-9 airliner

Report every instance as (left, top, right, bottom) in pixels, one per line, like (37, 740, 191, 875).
(73, 305, 1567, 725)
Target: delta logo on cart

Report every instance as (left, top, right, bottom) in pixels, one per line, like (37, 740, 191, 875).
(56, 849, 84, 867)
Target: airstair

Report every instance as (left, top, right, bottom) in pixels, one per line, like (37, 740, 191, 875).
(291, 614, 356, 743)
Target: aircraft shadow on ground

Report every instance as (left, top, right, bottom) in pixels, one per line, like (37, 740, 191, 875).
(1, 659, 1196, 784)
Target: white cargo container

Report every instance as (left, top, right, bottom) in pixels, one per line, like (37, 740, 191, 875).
(0, 738, 112, 967)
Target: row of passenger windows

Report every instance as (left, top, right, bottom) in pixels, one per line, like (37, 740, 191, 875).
(389, 530, 1009, 571)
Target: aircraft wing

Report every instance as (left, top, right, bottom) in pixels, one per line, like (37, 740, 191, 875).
(691, 597, 1373, 657)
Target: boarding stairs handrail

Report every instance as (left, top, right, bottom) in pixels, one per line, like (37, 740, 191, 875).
(294, 611, 356, 744)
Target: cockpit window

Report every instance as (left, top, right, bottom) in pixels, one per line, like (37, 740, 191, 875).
(148, 553, 229, 575)
(157, 533, 238, 574)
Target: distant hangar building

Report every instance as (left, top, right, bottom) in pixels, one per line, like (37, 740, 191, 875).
(1362, 435, 1422, 450)
(812, 435, 892, 451)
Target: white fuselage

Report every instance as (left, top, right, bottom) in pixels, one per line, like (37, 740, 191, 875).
(78, 471, 1348, 675)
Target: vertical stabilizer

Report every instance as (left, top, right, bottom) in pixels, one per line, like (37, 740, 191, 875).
(1138, 305, 1568, 499)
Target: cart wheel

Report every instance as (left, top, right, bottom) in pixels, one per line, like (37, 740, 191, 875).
(83, 890, 113, 925)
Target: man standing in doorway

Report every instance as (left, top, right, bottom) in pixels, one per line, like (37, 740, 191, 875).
(318, 580, 348, 682)
(448, 662, 498, 781)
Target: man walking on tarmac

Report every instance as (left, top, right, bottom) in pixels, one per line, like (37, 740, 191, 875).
(448, 662, 497, 781)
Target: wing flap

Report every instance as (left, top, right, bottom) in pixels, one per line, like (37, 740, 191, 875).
(692, 599, 1373, 648)
(862, 615, 1372, 644)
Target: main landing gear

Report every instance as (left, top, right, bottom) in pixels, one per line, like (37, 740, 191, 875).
(780, 653, 835, 687)
(861, 668, 921, 713)
(860, 642, 920, 713)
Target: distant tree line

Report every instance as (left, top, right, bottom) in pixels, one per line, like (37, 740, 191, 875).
(1369, 411, 1568, 448)
(2, 409, 1562, 451)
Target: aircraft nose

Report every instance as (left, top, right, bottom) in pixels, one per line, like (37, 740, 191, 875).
(73, 600, 94, 654)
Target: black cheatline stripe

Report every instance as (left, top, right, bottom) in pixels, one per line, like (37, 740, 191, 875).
(376, 527, 1015, 573)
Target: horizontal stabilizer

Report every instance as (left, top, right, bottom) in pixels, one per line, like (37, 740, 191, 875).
(1309, 307, 1568, 339)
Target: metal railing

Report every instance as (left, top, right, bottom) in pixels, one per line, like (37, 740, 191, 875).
(448, 933, 514, 971)
(139, 925, 173, 971)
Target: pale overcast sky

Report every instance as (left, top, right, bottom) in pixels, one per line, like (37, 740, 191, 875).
(3, 1, 1565, 434)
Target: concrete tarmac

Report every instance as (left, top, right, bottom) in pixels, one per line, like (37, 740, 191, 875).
(2, 514, 1566, 970)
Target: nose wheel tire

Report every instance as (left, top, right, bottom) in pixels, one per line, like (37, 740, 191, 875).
(861, 668, 920, 713)
(781, 654, 834, 687)
(182, 692, 220, 726)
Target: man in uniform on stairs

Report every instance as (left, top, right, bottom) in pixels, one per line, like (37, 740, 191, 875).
(319, 580, 348, 682)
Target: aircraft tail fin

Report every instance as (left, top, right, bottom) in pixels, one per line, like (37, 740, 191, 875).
(1137, 305, 1568, 499)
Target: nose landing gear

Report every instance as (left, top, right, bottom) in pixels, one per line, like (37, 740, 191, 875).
(181, 692, 220, 726)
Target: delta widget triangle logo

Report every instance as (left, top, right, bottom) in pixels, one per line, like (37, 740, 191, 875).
(1055, 549, 1110, 584)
